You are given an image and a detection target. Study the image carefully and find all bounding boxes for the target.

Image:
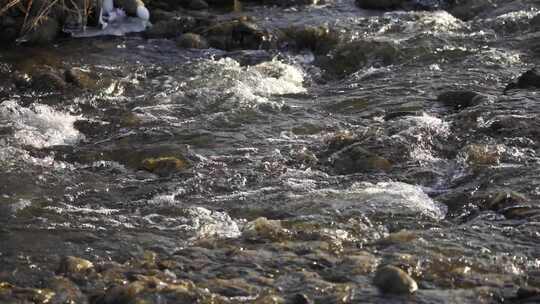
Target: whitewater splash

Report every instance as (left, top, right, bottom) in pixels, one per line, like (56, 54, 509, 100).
(0, 100, 84, 148)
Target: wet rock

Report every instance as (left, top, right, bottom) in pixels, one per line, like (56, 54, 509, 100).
(331, 143, 392, 174)
(325, 131, 357, 152)
(57, 256, 94, 275)
(254, 293, 285, 304)
(505, 68, 540, 92)
(204, 18, 274, 50)
(319, 40, 400, 78)
(18, 17, 60, 45)
(463, 144, 502, 166)
(30, 69, 67, 92)
(379, 230, 418, 245)
(447, 0, 498, 20)
(103, 281, 146, 304)
(342, 251, 380, 275)
(141, 156, 188, 175)
(188, 0, 209, 10)
(373, 265, 418, 294)
(516, 286, 540, 300)
(356, 0, 447, 10)
(486, 191, 527, 212)
(47, 276, 86, 304)
(282, 25, 340, 54)
(436, 90, 487, 110)
(176, 33, 209, 49)
(65, 68, 98, 89)
(144, 16, 197, 39)
(243, 217, 290, 241)
(290, 293, 314, 304)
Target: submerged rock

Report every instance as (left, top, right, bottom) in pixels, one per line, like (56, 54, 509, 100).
(282, 25, 340, 54)
(176, 33, 209, 49)
(141, 156, 188, 175)
(204, 18, 275, 50)
(65, 68, 99, 89)
(505, 68, 540, 92)
(436, 90, 487, 110)
(373, 265, 418, 294)
(30, 69, 68, 92)
(319, 40, 400, 78)
(330, 143, 392, 174)
(144, 16, 197, 39)
(57, 256, 94, 275)
(356, 0, 447, 10)
(47, 276, 86, 304)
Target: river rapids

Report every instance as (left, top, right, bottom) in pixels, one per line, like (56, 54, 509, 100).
(1, 0, 540, 303)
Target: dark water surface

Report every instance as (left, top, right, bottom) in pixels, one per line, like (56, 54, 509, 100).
(1, 0, 540, 303)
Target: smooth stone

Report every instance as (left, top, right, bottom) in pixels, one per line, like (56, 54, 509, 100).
(373, 265, 418, 294)
(176, 33, 209, 49)
(144, 17, 197, 39)
(282, 25, 340, 54)
(30, 70, 67, 92)
(505, 68, 540, 92)
(65, 68, 98, 89)
(331, 144, 392, 174)
(57, 256, 94, 275)
(436, 90, 487, 110)
(141, 156, 188, 175)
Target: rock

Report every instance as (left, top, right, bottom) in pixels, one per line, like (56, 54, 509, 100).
(205, 18, 274, 50)
(30, 69, 67, 92)
(373, 265, 418, 294)
(282, 25, 340, 54)
(505, 68, 540, 92)
(176, 33, 209, 49)
(57, 256, 94, 275)
(141, 156, 188, 175)
(144, 16, 197, 39)
(331, 143, 392, 174)
(188, 0, 209, 10)
(486, 191, 527, 211)
(516, 286, 540, 300)
(436, 90, 487, 110)
(463, 144, 502, 166)
(290, 293, 314, 304)
(103, 281, 146, 304)
(319, 40, 400, 78)
(18, 17, 59, 45)
(356, 0, 447, 10)
(447, 0, 498, 20)
(65, 68, 98, 89)
(47, 276, 86, 304)
(342, 251, 380, 275)
(242, 217, 290, 241)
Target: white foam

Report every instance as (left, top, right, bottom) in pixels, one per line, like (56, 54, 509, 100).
(0, 100, 84, 148)
(308, 181, 447, 220)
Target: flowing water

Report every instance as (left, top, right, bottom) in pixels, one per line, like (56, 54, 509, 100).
(1, 0, 540, 303)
